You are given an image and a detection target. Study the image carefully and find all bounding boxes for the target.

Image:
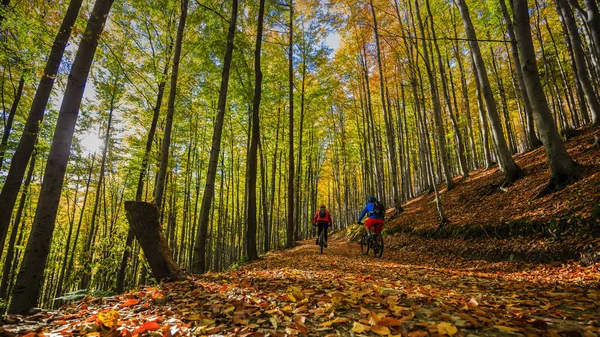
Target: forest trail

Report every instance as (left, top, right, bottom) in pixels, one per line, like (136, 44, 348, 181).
(4, 238, 599, 336)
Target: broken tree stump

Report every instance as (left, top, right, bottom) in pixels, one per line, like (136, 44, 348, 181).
(124, 201, 186, 283)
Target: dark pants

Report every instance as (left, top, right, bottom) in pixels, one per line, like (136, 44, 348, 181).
(316, 221, 329, 243)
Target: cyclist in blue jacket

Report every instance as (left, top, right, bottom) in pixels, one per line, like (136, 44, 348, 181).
(357, 196, 385, 238)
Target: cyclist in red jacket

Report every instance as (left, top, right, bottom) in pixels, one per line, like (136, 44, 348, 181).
(313, 204, 332, 247)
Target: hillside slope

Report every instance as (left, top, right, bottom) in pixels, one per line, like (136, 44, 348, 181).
(388, 127, 600, 233)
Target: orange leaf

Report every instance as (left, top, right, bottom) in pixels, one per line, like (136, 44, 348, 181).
(143, 321, 161, 331)
(377, 317, 404, 327)
(123, 299, 140, 307)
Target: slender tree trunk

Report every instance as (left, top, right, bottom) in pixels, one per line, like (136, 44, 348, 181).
(512, 0, 580, 196)
(9, 0, 114, 314)
(266, 108, 280, 252)
(286, 0, 295, 249)
(500, 0, 541, 149)
(426, 0, 468, 179)
(154, 0, 188, 207)
(80, 83, 116, 290)
(557, 0, 600, 125)
(0, 151, 35, 299)
(192, 0, 238, 273)
(490, 47, 518, 154)
(0, 76, 24, 171)
(456, 0, 523, 186)
(369, 0, 402, 208)
(414, 0, 455, 190)
(246, 0, 265, 262)
(0, 0, 83, 253)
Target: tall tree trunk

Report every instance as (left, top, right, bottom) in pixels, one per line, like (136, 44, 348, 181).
(8, 0, 114, 314)
(266, 108, 280, 252)
(192, 0, 238, 273)
(369, 0, 402, 209)
(557, 0, 600, 125)
(456, 0, 523, 186)
(116, 42, 172, 293)
(0, 75, 24, 171)
(80, 83, 116, 290)
(0, 150, 35, 299)
(154, 0, 188, 207)
(0, 0, 83, 254)
(512, 0, 580, 196)
(426, 0, 468, 179)
(246, 0, 265, 262)
(499, 0, 541, 149)
(414, 0, 455, 190)
(286, 0, 295, 249)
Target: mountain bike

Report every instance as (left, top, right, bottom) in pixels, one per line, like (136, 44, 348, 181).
(314, 224, 328, 254)
(318, 230, 326, 254)
(360, 231, 384, 258)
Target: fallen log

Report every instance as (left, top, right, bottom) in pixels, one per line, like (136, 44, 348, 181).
(124, 201, 186, 283)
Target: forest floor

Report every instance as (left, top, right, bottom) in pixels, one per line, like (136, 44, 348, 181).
(2, 238, 598, 336)
(2, 129, 599, 337)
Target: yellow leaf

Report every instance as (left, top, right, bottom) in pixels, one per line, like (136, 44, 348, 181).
(185, 314, 203, 321)
(270, 316, 278, 329)
(369, 311, 381, 325)
(97, 310, 119, 329)
(371, 325, 391, 336)
(352, 322, 368, 333)
(437, 322, 458, 336)
(286, 286, 305, 303)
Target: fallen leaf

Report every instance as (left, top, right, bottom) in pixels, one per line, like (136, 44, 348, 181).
(352, 322, 368, 333)
(437, 322, 457, 336)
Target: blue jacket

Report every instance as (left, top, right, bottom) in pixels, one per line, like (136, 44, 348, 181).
(358, 202, 384, 223)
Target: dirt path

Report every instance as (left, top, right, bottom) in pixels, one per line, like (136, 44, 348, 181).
(3, 238, 599, 336)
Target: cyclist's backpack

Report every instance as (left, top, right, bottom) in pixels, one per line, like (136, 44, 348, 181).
(319, 209, 327, 218)
(372, 201, 385, 217)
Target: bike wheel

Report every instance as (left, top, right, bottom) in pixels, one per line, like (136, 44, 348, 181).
(360, 234, 369, 255)
(373, 234, 384, 258)
(319, 233, 324, 254)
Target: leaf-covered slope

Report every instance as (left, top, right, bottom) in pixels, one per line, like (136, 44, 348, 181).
(2, 239, 599, 336)
(387, 127, 600, 234)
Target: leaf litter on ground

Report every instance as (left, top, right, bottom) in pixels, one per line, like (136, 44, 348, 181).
(2, 238, 599, 337)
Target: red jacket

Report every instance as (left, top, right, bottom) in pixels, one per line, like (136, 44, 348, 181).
(313, 209, 332, 227)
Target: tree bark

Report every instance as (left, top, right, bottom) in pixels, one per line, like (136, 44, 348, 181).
(124, 201, 186, 282)
(369, 0, 403, 208)
(456, 0, 523, 185)
(513, 0, 580, 197)
(80, 81, 116, 290)
(415, 0, 455, 190)
(192, 0, 238, 273)
(154, 0, 188, 207)
(286, 0, 295, 249)
(426, 0, 468, 179)
(499, 0, 541, 149)
(557, 0, 600, 125)
(8, 0, 114, 314)
(246, 0, 265, 262)
(0, 0, 83, 254)
(0, 75, 24, 171)
(0, 150, 35, 299)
